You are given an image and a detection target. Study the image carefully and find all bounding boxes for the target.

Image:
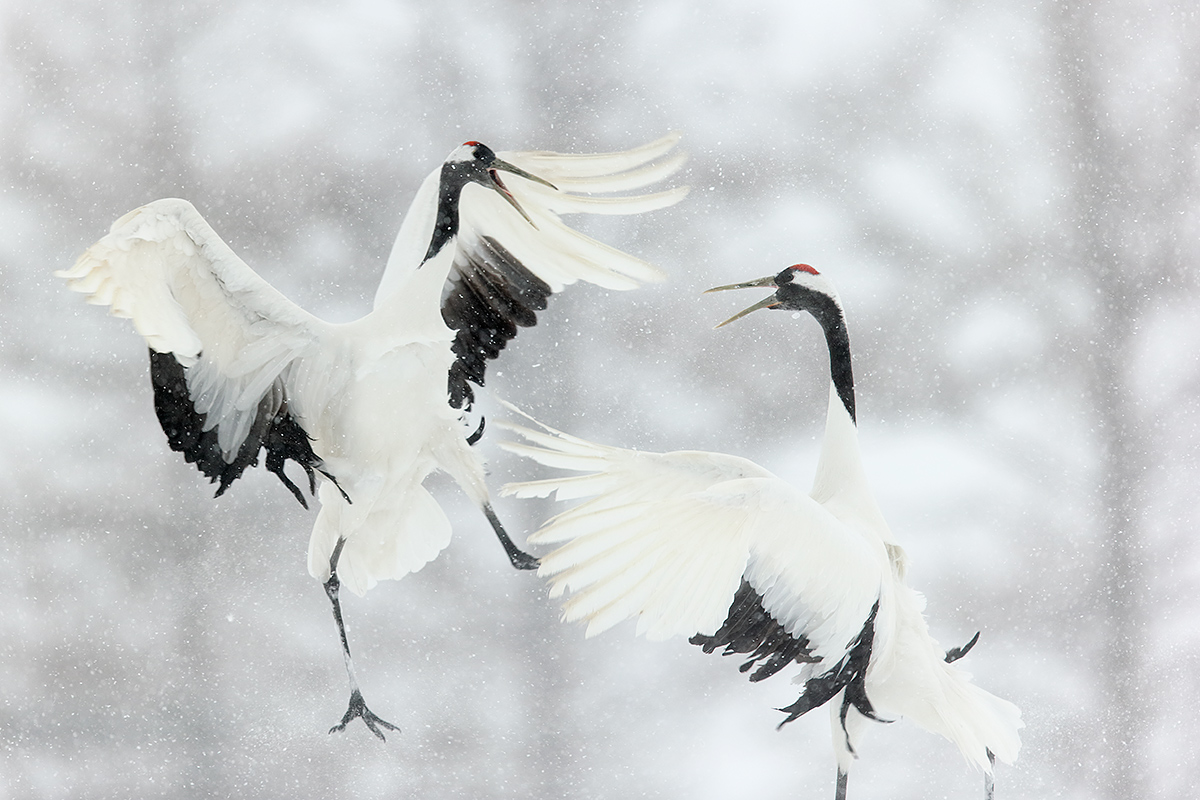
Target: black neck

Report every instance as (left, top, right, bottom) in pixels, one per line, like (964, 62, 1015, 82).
(808, 294, 856, 425)
(422, 163, 471, 264)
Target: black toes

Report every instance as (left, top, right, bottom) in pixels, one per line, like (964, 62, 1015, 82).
(329, 688, 399, 742)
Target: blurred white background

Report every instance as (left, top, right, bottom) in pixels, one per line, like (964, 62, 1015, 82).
(2, 1, 1197, 797)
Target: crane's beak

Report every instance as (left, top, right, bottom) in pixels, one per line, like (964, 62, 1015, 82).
(705, 275, 781, 328)
(489, 159, 557, 229)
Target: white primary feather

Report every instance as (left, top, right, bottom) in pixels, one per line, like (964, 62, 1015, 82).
(502, 132, 684, 185)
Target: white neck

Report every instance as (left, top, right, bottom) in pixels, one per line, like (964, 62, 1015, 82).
(810, 382, 888, 534)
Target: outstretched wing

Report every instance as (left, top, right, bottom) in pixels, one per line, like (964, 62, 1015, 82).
(499, 411, 763, 641)
(498, 407, 884, 662)
(57, 199, 337, 504)
(375, 134, 688, 411)
(444, 135, 686, 410)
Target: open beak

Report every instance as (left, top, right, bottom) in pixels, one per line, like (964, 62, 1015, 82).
(705, 275, 781, 328)
(490, 158, 557, 228)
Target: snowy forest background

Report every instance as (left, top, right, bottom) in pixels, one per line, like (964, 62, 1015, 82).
(2, 0, 1197, 798)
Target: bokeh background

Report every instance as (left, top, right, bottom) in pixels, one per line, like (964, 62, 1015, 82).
(2, 1, 1197, 798)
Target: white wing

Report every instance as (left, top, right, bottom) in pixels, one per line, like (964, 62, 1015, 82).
(483, 132, 688, 291)
(374, 135, 688, 410)
(57, 199, 334, 495)
(499, 407, 884, 659)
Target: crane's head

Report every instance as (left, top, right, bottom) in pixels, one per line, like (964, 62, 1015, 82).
(443, 142, 557, 227)
(706, 264, 841, 328)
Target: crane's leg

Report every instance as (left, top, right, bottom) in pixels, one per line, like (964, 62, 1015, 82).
(324, 537, 399, 741)
(835, 768, 848, 800)
(483, 503, 540, 570)
(984, 748, 995, 800)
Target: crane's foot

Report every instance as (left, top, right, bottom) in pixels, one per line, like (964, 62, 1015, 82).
(483, 503, 540, 571)
(508, 548, 540, 571)
(329, 687, 400, 742)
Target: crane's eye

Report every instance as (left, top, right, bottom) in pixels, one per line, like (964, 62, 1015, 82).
(777, 264, 819, 285)
(470, 142, 495, 163)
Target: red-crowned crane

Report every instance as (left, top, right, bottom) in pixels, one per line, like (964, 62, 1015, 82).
(500, 264, 1021, 799)
(57, 135, 687, 740)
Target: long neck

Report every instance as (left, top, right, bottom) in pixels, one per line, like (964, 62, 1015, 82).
(366, 165, 461, 339)
(810, 294, 855, 424)
(807, 298, 876, 522)
(422, 165, 469, 264)
(796, 289, 897, 547)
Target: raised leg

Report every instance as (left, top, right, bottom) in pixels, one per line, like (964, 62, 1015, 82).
(483, 503, 539, 570)
(835, 768, 848, 800)
(324, 537, 399, 741)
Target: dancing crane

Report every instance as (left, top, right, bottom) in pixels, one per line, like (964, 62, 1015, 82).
(500, 264, 1021, 799)
(57, 134, 687, 740)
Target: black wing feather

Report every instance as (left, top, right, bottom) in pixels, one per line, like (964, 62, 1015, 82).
(691, 579, 885, 743)
(689, 579, 821, 682)
(148, 349, 339, 507)
(776, 600, 882, 732)
(441, 235, 552, 411)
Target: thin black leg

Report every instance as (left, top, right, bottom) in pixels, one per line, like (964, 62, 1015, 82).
(483, 503, 539, 570)
(835, 768, 848, 800)
(324, 537, 399, 741)
(984, 748, 996, 800)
